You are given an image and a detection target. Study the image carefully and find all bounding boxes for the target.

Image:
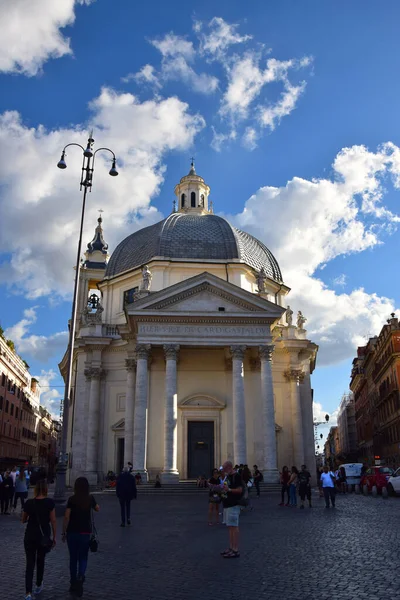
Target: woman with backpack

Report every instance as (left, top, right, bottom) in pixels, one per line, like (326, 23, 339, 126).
(22, 479, 56, 600)
(62, 477, 100, 597)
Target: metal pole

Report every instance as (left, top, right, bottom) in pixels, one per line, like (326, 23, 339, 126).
(54, 156, 90, 504)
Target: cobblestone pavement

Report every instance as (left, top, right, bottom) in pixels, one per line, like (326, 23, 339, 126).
(1, 488, 400, 600)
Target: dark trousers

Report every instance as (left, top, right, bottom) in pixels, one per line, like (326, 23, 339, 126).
(255, 480, 260, 497)
(67, 533, 90, 581)
(119, 498, 131, 524)
(14, 491, 28, 510)
(281, 483, 290, 503)
(299, 484, 311, 503)
(24, 539, 46, 594)
(323, 487, 336, 507)
(1, 492, 10, 513)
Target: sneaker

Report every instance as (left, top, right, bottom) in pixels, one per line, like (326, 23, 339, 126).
(278, 502, 284, 506)
(285, 503, 290, 507)
(75, 576, 84, 598)
(34, 583, 43, 595)
(24, 595, 33, 600)
(127, 519, 131, 525)
(120, 522, 125, 527)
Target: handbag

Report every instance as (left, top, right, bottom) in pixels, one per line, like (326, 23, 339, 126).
(89, 507, 99, 553)
(34, 501, 53, 554)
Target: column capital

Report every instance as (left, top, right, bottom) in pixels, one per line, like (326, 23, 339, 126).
(84, 367, 106, 380)
(259, 344, 275, 362)
(284, 368, 304, 383)
(125, 358, 137, 372)
(230, 345, 247, 360)
(163, 344, 180, 361)
(135, 344, 151, 360)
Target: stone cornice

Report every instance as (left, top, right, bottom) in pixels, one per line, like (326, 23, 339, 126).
(133, 315, 273, 325)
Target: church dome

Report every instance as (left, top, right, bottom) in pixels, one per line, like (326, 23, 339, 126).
(105, 212, 282, 282)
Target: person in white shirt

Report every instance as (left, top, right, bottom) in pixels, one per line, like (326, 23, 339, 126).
(320, 466, 336, 508)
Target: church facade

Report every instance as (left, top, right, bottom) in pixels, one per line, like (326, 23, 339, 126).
(60, 164, 318, 484)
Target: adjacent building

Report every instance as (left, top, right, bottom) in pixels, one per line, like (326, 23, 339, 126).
(350, 314, 400, 466)
(336, 392, 358, 462)
(324, 426, 339, 467)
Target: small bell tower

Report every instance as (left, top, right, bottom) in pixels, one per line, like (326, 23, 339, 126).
(174, 159, 211, 214)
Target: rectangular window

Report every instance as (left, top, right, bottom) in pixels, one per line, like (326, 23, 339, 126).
(123, 287, 139, 305)
(10, 403, 14, 417)
(15, 407, 18, 419)
(5, 400, 9, 413)
(0, 396, 3, 410)
(1, 373, 5, 386)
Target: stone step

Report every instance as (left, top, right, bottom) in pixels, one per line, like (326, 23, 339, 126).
(101, 483, 281, 495)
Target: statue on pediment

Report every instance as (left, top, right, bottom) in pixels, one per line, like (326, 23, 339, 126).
(256, 267, 267, 293)
(286, 305, 293, 326)
(141, 265, 152, 291)
(297, 310, 307, 329)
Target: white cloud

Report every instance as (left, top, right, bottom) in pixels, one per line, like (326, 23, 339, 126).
(0, 87, 205, 298)
(35, 369, 63, 417)
(121, 65, 161, 88)
(196, 16, 252, 59)
(229, 143, 400, 366)
(333, 274, 347, 287)
(210, 127, 237, 152)
(0, 0, 93, 76)
(4, 308, 68, 363)
(242, 127, 258, 151)
(220, 54, 311, 123)
(147, 33, 218, 95)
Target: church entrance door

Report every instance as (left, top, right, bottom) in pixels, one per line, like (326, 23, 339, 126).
(117, 437, 124, 474)
(188, 421, 214, 479)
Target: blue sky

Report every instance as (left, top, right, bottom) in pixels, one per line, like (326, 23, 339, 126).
(1, 1, 400, 436)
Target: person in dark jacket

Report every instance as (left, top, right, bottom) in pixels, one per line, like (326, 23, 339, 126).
(1, 470, 13, 514)
(116, 467, 137, 527)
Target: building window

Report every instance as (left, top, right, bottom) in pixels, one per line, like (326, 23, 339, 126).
(10, 403, 14, 417)
(5, 400, 9, 413)
(181, 193, 186, 208)
(191, 191, 196, 207)
(15, 407, 18, 419)
(0, 396, 3, 410)
(1, 373, 5, 386)
(123, 287, 139, 305)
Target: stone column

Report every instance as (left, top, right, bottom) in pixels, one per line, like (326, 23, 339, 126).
(301, 364, 317, 482)
(162, 345, 180, 483)
(259, 345, 279, 483)
(285, 369, 305, 466)
(85, 367, 105, 483)
(230, 345, 247, 465)
(132, 344, 151, 480)
(124, 359, 137, 466)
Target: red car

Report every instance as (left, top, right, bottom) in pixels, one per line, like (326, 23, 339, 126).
(360, 466, 394, 492)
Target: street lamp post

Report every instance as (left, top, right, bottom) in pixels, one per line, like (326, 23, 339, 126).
(54, 134, 118, 504)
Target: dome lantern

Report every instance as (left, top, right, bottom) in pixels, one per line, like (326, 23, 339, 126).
(174, 159, 211, 214)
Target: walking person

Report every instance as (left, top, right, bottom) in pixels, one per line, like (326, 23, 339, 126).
(338, 466, 347, 493)
(62, 477, 99, 597)
(320, 465, 336, 508)
(22, 479, 56, 600)
(288, 467, 299, 507)
(116, 466, 137, 527)
(279, 466, 290, 506)
(1, 470, 13, 514)
(208, 468, 221, 525)
(298, 465, 312, 509)
(253, 465, 263, 498)
(220, 461, 243, 559)
(14, 470, 29, 513)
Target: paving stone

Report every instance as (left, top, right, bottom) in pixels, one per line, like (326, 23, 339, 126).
(1, 490, 398, 600)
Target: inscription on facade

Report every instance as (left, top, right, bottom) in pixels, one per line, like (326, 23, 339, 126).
(138, 323, 269, 337)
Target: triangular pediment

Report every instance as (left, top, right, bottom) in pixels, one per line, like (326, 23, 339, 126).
(125, 272, 285, 319)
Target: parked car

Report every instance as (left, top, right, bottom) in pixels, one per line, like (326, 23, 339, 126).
(360, 466, 394, 493)
(387, 468, 400, 496)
